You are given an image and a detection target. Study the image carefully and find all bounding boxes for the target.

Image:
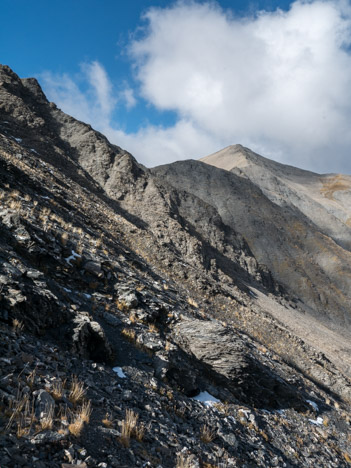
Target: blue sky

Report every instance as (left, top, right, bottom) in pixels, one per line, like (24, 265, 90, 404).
(2, 0, 351, 172)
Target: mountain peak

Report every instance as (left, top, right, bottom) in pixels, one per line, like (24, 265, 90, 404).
(200, 144, 262, 172)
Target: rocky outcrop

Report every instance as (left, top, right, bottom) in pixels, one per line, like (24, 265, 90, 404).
(172, 318, 306, 409)
(71, 313, 113, 362)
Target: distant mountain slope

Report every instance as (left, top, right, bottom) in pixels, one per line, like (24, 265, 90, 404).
(152, 156, 351, 330)
(201, 144, 351, 250)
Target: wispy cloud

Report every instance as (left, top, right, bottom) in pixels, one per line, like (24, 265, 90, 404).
(120, 86, 137, 110)
(83, 61, 116, 118)
(41, 1, 351, 173)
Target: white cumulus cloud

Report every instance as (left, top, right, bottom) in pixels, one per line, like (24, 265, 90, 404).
(41, 1, 351, 173)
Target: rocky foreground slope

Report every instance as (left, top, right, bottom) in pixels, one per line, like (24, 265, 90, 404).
(0, 64, 351, 467)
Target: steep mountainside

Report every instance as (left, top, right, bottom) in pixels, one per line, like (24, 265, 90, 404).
(153, 155, 351, 330)
(1, 64, 351, 467)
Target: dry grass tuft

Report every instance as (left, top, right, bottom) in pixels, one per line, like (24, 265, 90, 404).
(68, 401, 92, 437)
(116, 299, 129, 312)
(39, 405, 54, 431)
(68, 376, 86, 405)
(102, 413, 114, 428)
(80, 401, 92, 423)
(121, 328, 136, 342)
(12, 318, 24, 333)
(176, 454, 194, 468)
(26, 368, 36, 390)
(61, 232, 69, 246)
(134, 421, 145, 442)
(9, 189, 20, 199)
(200, 424, 216, 443)
(148, 323, 158, 334)
(213, 401, 230, 416)
(16, 416, 31, 438)
(68, 417, 84, 437)
(9, 199, 22, 210)
(6, 389, 36, 438)
(120, 409, 141, 447)
(51, 379, 66, 400)
(187, 297, 198, 308)
(6, 392, 28, 432)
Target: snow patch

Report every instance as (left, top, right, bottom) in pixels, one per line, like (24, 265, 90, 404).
(63, 287, 72, 293)
(65, 250, 81, 266)
(83, 293, 92, 299)
(14, 137, 22, 143)
(309, 417, 323, 426)
(113, 367, 127, 379)
(192, 391, 220, 407)
(31, 148, 38, 154)
(15, 235, 29, 241)
(306, 400, 319, 412)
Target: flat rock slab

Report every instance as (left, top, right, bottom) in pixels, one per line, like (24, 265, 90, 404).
(174, 318, 304, 409)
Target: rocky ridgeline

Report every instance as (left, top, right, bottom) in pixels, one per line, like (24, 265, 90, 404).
(0, 64, 351, 467)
